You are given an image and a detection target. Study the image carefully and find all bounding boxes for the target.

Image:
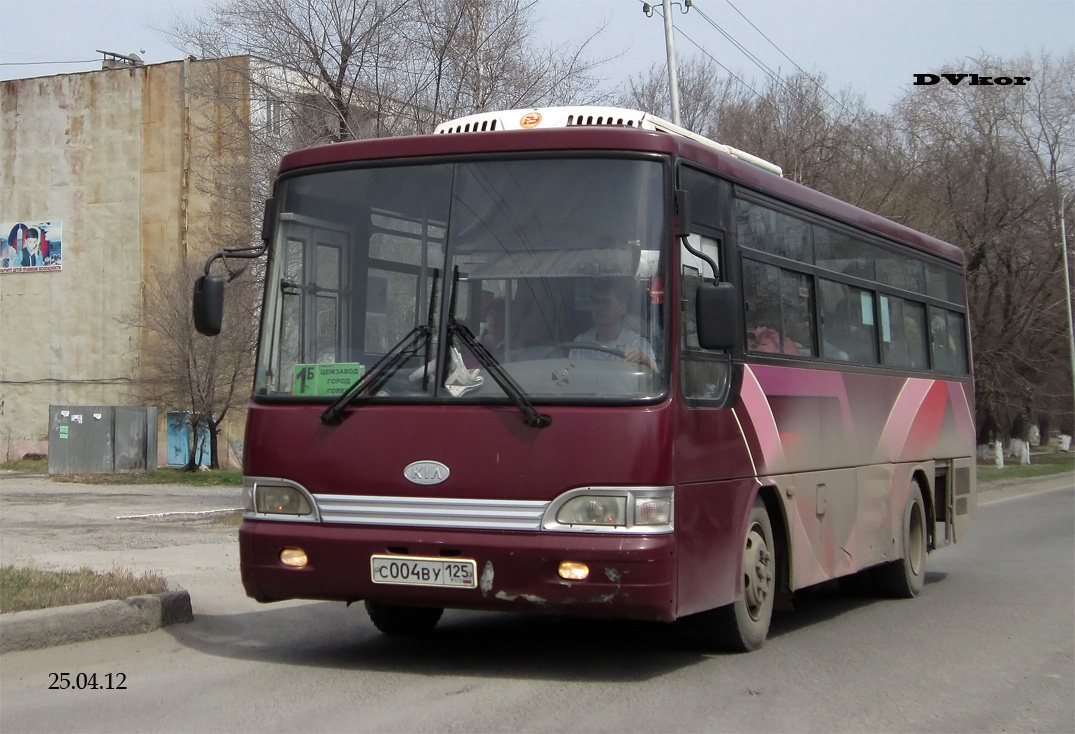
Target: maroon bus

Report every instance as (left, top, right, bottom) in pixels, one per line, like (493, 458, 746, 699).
(195, 106, 976, 651)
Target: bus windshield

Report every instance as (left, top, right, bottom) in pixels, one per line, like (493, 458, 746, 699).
(255, 156, 668, 402)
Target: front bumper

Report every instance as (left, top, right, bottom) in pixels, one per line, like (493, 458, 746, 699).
(240, 520, 678, 622)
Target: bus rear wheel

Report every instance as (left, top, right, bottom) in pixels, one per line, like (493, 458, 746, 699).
(364, 601, 444, 636)
(876, 482, 927, 598)
(705, 497, 777, 652)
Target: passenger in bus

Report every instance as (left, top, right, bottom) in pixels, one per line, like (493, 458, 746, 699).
(570, 279, 658, 370)
(786, 312, 815, 356)
(747, 325, 800, 355)
(746, 304, 799, 355)
(479, 297, 507, 357)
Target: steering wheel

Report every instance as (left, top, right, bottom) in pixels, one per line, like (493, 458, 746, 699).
(558, 341, 628, 359)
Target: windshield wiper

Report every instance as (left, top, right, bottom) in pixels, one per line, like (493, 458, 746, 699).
(446, 267, 551, 429)
(320, 269, 439, 425)
(319, 325, 433, 425)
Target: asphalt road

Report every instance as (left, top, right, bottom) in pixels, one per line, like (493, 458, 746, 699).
(0, 473, 1072, 733)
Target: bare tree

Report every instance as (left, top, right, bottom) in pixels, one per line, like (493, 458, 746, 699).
(397, 0, 616, 133)
(622, 50, 1074, 441)
(160, 0, 616, 144)
(892, 52, 1075, 441)
(622, 57, 739, 134)
(138, 260, 259, 469)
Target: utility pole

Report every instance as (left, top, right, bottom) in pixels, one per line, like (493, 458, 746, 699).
(643, 0, 692, 126)
(662, 0, 681, 126)
(1061, 193, 1075, 412)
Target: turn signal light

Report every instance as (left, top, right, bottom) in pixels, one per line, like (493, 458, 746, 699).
(558, 561, 589, 580)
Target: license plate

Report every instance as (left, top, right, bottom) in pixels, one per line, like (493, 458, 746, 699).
(370, 555, 477, 588)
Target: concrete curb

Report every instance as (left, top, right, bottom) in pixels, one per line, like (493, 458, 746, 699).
(0, 588, 192, 653)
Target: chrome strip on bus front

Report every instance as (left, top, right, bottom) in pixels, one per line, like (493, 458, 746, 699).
(313, 494, 550, 531)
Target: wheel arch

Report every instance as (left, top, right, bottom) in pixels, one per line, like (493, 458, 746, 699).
(755, 483, 791, 599)
(911, 467, 936, 550)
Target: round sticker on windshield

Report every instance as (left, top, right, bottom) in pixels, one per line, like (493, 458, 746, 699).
(519, 111, 542, 129)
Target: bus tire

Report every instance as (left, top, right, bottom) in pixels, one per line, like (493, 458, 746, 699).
(876, 482, 927, 599)
(364, 601, 444, 636)
(708, 497, 777, 652)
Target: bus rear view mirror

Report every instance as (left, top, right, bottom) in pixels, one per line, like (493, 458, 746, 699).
(193, 274, 225, 336)
(696, 282, 737, 350)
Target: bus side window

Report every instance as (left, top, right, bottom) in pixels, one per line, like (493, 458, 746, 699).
(930, 308, 967, 372)
(850, 289, 879, 364)
(782, 271, 815, 356)
(819, 280, 851, 361)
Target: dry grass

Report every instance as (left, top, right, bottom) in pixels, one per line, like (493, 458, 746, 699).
(977, 450, 1074, 484)
(1, 457, 242, 486)
(1, 456, 47, 473)
(0, 565, 169, 614)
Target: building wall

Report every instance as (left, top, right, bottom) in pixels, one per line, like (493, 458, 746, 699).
(0, 57, 252, 464)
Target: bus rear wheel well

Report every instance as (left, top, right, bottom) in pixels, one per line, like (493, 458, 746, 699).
(912, 469, 937, 550)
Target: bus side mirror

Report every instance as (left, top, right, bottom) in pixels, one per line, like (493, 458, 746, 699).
(696, 282, 737, 350)
(193, 274, 225, 336)
(675, 188, 691, 238)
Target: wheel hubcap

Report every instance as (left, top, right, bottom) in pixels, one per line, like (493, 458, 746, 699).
(742, 524, 773, 621)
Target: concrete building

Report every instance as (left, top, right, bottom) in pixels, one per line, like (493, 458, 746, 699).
(0, 54, 257, 465)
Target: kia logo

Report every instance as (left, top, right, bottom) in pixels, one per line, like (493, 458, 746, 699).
(404, 460, 450, 485)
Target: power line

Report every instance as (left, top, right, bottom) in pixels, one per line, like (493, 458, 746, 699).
(707, 1, 860, 120)
(723, 0, 810, 78)
(673, 24, 763, 101)
(645, 0, 869, 132)
(692, 2, 859, 122)
(692, 5, 786, 92)
(638, 0, 763, 102)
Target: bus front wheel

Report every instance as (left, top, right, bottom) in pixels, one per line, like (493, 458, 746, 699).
(704, 497, 777, 652)
(364, 601, 444, 636)
(876, 482, 927, 598)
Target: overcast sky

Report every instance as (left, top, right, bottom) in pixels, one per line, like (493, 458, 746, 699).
(1, 0, 1072, 113)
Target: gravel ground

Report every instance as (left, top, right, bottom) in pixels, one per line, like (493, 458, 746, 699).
(0, 475, 248, 616)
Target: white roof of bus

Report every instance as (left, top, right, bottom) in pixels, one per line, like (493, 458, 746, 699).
(434, 106, 783, 177)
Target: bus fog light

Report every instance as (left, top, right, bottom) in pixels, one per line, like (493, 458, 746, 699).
(558, 561, 589, 580)
(556, 496, 626, 526)
(635, 497, 671, 525)
(279, 548, 308, 567)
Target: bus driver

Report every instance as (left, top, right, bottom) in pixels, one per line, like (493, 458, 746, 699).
(570, 279, 658, 371)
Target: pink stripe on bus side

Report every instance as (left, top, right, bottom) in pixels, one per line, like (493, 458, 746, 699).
(739, 365, 785, 474)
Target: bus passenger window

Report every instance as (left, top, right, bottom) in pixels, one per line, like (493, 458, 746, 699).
(930, 308, 968, 373)
(819, 280, 851, 361)
(820, 280, 877, 364)
(782, 271, 815, 356)
(742, 259, 807, 356)
(881, 296, 927, 369)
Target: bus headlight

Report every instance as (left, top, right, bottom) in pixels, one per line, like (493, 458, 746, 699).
(255, 485, 312, 515)
(544, 487, 674, 533)
(556, 495, 626, 526)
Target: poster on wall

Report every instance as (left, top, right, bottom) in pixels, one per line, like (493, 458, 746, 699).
(1, 220, 62, 272)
